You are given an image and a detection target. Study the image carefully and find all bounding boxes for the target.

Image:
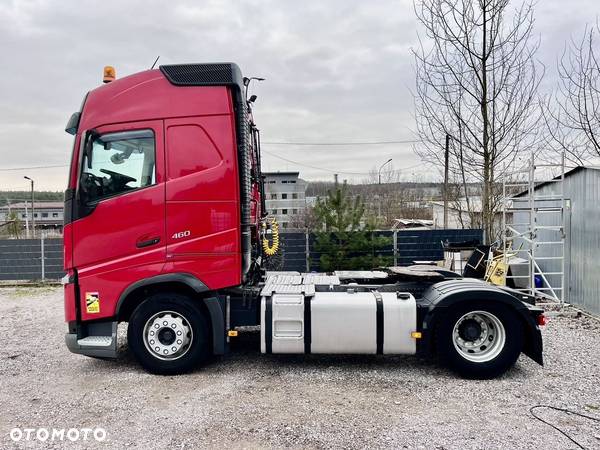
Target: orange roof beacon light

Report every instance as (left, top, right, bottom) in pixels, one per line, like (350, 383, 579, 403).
(103, 66, 116, 83)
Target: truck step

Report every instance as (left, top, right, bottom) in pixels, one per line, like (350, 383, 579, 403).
(77, 336, 113, 347)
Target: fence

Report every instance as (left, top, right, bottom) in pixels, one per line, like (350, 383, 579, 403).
(0, 229, 483, 281)
(0, 238, 64, 281)
(277, 229, 483, 272)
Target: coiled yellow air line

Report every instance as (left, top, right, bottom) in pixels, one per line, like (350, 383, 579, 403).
(262, 218, 280, 256)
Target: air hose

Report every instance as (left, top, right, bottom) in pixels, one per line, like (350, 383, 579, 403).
(262, 218, 280, 256)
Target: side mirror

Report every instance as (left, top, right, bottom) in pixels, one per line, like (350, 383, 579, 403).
(65, 112, 81, 135)
(110, 153, 125, 164)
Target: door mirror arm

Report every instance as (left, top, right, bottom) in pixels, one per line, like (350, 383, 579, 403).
(74, 130, 100, 220)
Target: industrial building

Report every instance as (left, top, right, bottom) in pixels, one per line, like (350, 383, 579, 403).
(263, 171, 308, 229)
(0, 201, 64, 235)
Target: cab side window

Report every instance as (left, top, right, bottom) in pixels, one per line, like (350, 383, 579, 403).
(80, 129, 155, 203)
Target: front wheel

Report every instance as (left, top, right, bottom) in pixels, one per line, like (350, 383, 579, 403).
(436, 302, 523, 379)
(128, 293, 210, 375)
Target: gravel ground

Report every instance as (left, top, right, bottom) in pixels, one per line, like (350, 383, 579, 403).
(1, 286, 599, 450)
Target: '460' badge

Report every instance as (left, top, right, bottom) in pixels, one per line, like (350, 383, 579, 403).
(171, 230, 191, 240)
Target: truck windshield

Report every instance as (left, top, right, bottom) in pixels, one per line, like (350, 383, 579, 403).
(80, 129, 156, 203)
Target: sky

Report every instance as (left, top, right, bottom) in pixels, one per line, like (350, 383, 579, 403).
(0, 0, 598, 191)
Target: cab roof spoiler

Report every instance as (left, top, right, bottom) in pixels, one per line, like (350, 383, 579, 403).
(159, 63, 244, 93)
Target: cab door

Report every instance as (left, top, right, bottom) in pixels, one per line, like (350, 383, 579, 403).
(163, 115, 241, 289)
(72, 120, 166, 320)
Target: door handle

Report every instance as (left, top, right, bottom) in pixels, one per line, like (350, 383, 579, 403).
(136, 237, 161, 248)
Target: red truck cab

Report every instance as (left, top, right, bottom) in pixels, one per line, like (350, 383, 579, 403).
(64, 64, 263, 371)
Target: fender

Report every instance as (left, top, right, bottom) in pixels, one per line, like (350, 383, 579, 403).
(116, 273, 225, 355)
(419, 279, 543, 365)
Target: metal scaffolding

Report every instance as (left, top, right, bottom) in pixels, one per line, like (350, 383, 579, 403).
(502, 153, 567, 303)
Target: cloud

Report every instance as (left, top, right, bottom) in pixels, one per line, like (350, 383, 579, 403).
(0, 0, 598, 190)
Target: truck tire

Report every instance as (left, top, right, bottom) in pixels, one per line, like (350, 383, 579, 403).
(127, 293, 210, 375)
(435, 302, 523, 379)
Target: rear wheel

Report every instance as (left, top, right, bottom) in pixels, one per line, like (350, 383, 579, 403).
(128, 293, 210, 375)
(436, 302, 523, 379)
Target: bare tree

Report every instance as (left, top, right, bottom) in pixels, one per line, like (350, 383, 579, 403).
(359, 164, 434, 227)
(288, 205, 321, 231)
(364, 164, 405, 185)
(544, 23, 600, 165)
(413, 0, 543, 241)
(0, 211, 22, 239)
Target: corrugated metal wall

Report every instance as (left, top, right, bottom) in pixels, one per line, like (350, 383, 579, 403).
(513, 168, 600, 315)
(572, 169, 600, 314)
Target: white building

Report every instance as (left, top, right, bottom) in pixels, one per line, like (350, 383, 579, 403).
(0, 201, 64, 234)
(263, 171, 307, 229)
(430, 198, 506, 232)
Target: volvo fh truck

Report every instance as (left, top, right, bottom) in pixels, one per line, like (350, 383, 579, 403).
(63, 63, 545, 378)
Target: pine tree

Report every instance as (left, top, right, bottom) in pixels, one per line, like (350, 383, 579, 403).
(313, 180, 391, 271)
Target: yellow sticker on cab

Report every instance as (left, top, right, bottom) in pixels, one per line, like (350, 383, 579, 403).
(85, 292, 100, 314)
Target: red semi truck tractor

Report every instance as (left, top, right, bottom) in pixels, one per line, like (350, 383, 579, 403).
(63, 63, 544, 378)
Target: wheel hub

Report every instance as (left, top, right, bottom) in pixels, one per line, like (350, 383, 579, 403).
(158, 327, 176, 346)
(143, 311, 193, 360)
(458, 319, 482, 341)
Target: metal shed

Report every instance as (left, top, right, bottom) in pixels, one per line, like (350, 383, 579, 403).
(512, 166, 600, 315)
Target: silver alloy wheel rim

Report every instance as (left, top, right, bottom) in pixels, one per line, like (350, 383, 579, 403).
(452, 310, 506, 363)
(143, 311, 193, 361)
